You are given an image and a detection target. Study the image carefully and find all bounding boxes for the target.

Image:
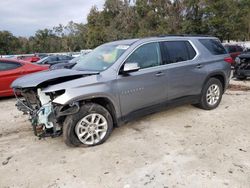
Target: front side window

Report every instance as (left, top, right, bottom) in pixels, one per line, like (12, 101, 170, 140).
(73, 44, 129, 71)
(0, 62, 22, 71)
(125, 42, 161, 69)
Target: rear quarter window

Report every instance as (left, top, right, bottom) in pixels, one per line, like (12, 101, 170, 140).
(199, 39, 227, 55)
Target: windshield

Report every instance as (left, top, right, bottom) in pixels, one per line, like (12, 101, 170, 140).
(73, 44, 129, 71)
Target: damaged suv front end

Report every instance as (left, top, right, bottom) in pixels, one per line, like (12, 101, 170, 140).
(12, 69, 98, 138)
(11, 42, 129, 145)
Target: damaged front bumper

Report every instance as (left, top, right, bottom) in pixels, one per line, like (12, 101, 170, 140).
(14, 88, 80, 138)
(234, 56, 250, 77)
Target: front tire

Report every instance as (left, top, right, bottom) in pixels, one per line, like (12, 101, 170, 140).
(195, 78, 223, 110)
(63, 103, 113, 147)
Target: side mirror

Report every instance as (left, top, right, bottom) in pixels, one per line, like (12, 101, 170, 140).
(121, 62, 140, 74)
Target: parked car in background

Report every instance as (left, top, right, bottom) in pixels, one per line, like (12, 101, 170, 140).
(0, 59, 49, 97)
(50, 57, 78, 70)
(223, 44, 244, 61)
(35, 55, 74, 66)
(234, 51, 250, 80)
(17, 55, 40, 63)
(0, 55, 17, 59)
(80, 49, 92, 55)
(12, 35, 231, 146)
(36, 53, 49, 59)
(50, 53, 90, 70)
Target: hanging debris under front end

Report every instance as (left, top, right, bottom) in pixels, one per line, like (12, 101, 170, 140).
(14, 88, 80, 138)
(11, 69, 98, 139)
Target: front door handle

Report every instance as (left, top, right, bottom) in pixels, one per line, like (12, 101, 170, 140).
(196, 64, 203, 69)
(155, 72, 164, 77)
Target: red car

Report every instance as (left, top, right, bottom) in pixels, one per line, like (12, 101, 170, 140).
(223, 44, 244, 60)
(0, 59, 49, 97)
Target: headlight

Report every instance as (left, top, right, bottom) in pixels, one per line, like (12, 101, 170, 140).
(44, 89, 65, 100)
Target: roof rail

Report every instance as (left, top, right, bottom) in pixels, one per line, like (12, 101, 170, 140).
(157, 34, 212, 37)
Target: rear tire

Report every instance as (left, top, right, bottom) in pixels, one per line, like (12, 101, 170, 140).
(195, 78, 223, 110)
(63, 103, 113, 147)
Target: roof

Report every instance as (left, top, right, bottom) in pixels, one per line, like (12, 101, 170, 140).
(104, 39, 139, 46)
(0, 58, 25, 63)
(104, 34, 217, 46)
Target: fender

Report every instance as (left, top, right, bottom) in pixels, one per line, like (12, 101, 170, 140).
(203, 71, 228, 92)
(53, 92, 121, 124)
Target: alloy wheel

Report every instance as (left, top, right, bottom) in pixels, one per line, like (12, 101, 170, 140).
(75, 113, 108, 145)
(206, 84, 220, 106)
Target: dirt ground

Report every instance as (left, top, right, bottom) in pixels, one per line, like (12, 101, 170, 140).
(0, 79, 250, 188)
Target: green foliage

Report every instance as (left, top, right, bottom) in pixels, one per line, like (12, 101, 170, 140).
(0, 31, 21, 55)
(0, 0, 250, 55)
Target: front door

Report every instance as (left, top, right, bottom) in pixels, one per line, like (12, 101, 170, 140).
(116, 42, 168, 117)
(0, 61, 23, 96)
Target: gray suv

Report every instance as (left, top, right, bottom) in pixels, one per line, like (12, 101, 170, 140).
(12, 35, 231, 147)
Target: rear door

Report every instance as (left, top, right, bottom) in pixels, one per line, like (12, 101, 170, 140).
(117, 42, 168, 117)
(161, 40, 206, 100)
(0, 61, 23, 96)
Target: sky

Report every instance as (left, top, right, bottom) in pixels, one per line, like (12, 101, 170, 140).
(0, 0, 105, 37)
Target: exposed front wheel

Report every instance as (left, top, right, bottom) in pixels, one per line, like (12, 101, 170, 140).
(63, 103, 113, 147)
(195, 78, 223, 110)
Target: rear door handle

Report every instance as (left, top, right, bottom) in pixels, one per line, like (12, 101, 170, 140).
(196, 64, 203, 69)
(155, 72, 165, 77)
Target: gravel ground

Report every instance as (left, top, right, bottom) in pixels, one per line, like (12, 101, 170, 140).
(0, 79, 250, 188)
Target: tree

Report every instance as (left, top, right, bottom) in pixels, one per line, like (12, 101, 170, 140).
(86, 6, 108, 48)
(0, 31, 20, 55)
(1, 0, 250, 54)
(182, 0, 207, 34)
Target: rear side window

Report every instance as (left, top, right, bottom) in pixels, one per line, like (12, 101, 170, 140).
(199, 39, 227, 55)
(161, 41, 196, 64)
(0, 62, 22, 71)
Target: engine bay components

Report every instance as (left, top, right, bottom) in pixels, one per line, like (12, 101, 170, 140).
(234, 53, 250, 80)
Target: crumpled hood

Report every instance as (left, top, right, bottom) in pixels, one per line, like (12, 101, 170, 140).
(11, 69, 98, 88)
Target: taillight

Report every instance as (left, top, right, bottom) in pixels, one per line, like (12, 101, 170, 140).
(224, 57, 234, 64)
